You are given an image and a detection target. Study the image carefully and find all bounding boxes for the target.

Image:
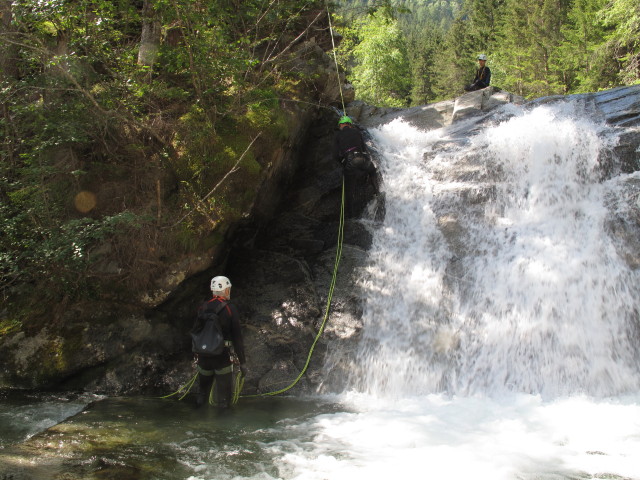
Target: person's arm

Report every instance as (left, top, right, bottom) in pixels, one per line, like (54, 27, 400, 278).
(227, 303, 246, 365)
(333, 132, 342, 164)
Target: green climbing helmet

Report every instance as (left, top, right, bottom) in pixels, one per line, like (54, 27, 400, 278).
(339, 115, 353, 125)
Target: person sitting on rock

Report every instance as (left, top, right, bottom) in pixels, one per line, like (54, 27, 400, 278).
(333, 115, 379, 217)
(190, 275, 247, 408)
(464, 54, 491, 92)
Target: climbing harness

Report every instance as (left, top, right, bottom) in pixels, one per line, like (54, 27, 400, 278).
(160, 363, 245, 406)
(162, 3, 348, 404)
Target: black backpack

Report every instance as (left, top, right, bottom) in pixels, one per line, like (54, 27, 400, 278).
(191, 301, 228, 356)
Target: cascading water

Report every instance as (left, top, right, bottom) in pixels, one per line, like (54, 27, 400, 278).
(350, 100, 640, 399)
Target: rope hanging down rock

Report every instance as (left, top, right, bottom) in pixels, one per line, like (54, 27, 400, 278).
(162, 4, 348, 402)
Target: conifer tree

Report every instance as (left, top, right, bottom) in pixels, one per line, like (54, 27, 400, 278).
(350, 12, 412, 107)
(432, 15, 476, 99)
(493, 0, 569, 97)
(407, 25, 445, 105)
(558, 0, 609, 92)
(597, 0, 640, 85)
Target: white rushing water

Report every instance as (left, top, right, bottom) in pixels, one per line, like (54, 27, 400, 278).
(351, 102, 640, 399)
(250, 101, 640, 480)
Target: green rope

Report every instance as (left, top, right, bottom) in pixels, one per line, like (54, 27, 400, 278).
(208, 379, 216, 405)
(160, 364, 244, 404)
(232, 372, 245, 405)
(242, 178, 345, 398)
(163, 5, 346, 403)
(238, 4, 347, 399)
(158, 372, 198, 400)
(163, 168, 345, 404)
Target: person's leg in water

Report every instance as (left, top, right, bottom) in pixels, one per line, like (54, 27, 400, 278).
(214, 366, 234, 409)
(196, 357, 215, 407)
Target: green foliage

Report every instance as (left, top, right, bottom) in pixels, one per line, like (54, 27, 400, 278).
(558, 0, 609, 92)
(343, 11, 412, 107)
(1, 0, 327, 313)
(597, 0, 640, 85)
(0, 203, 145, 302)
(337, 0, 638, 102)
(431, 14, 476, 99)
(408, 26, 445, 105)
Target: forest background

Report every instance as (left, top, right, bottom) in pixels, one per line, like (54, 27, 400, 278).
(339, 0, 640, 106)
(1, 0, 638, 332)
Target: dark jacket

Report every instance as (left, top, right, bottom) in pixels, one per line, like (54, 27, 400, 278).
(192, 296, 246, 364)
(472, 66, 491, 89)
(333, 124, 368, 164)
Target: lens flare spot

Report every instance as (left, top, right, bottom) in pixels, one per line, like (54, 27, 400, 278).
(74, 191, 97, 213)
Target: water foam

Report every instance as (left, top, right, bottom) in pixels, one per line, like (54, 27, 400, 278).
(348, 101, 640, 398)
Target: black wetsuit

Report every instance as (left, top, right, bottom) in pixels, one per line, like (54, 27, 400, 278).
(333, 124, 378, 217)
(465, 66, 491, 91)
(334, 124, 368, 160)
(191, 296, 246, 407)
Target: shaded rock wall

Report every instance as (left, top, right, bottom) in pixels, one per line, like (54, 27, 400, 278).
(0, 33, 352, 393)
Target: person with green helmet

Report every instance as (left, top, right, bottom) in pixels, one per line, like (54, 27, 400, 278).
(333, 115, 379, 217)
(464, 54, 491, 92)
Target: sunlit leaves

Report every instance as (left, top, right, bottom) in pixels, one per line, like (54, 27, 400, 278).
(348, 11, 412, 107)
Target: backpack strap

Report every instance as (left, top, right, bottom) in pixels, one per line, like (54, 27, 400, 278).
(207, 298, 228, 314)
(214, 300, 228, 314)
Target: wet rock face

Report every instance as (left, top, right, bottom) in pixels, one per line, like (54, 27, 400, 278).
(224, 109, 378, 395)
(0, 106, 377, 395)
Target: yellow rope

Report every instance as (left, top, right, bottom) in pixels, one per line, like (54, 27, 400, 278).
(232, 372, 245, 405)
(163, 4, 347, 403)
(241, 179, 345, 398)
(164, 154, 345, 404)
(228, 9, 349, 399)
(158, 372, 198, 400)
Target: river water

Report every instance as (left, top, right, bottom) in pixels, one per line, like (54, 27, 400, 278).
(1, 100, 640, 479)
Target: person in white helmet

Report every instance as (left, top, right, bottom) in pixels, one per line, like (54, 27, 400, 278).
(464, 54, 491, 92)
(190, 275, 247, 408)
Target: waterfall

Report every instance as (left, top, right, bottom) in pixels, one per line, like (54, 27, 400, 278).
(349, 100, 640, 399)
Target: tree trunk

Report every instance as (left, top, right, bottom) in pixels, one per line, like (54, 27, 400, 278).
(0, 0, 17, 79)
(0, 0, 18, 168)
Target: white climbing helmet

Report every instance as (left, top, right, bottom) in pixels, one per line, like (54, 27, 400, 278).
(210, 275, 232, 293)
(477, 54, 487, 60)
